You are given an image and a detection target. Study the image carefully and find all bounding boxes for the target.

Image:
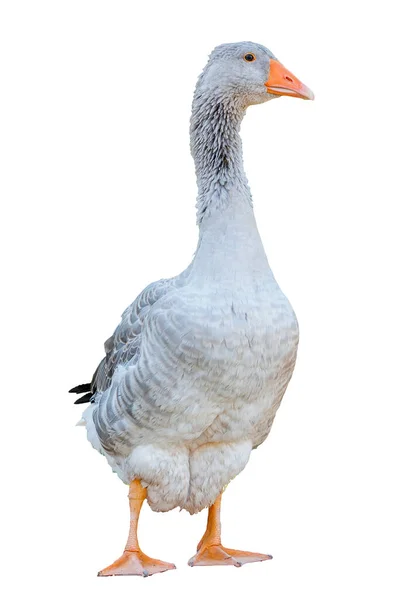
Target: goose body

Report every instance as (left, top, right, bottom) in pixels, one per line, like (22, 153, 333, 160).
(74, 41, 312, 575)
(84, 209, 298, 513)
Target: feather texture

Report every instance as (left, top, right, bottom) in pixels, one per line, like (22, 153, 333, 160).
(76, 42, 299, 514)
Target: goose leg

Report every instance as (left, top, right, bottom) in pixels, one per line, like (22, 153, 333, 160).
(98, 479, 176, 577)
(188, 494, 272, 568)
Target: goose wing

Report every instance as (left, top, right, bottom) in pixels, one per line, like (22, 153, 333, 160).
(70, 278, 173, 403)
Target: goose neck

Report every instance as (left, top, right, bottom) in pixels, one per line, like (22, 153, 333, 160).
(190, 93, 251, 223)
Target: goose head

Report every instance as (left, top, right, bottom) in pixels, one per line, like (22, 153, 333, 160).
(196, 41, 314, 107)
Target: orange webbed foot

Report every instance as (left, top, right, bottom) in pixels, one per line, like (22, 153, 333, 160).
(188, 543, 272, 568)
(190, 493, 272, 568)
(98, 550, 176, 577)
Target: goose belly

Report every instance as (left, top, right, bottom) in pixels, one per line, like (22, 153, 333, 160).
(189, 292, 299, 448)
(177, 286, 298, 513)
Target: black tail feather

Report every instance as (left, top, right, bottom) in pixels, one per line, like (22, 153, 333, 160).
(74, 392, 92, 405)
(69, 383, 91, 394)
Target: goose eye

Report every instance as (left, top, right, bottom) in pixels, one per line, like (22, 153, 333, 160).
(244, 53, 256, 62)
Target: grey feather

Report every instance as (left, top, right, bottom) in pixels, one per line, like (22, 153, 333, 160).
(76, 41, 312, 514)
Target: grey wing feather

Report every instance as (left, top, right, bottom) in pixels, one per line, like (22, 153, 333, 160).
(90, 278, 173, 396)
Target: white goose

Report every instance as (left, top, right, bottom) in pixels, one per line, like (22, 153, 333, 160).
(71, 41, 313, 577)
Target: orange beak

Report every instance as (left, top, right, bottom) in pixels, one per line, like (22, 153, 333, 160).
(265, 58, 314, 100)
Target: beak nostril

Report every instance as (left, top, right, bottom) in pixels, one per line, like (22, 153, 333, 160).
(285, 75, 294, 83)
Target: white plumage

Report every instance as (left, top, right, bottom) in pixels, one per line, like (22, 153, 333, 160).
(76, 42, 309, 519)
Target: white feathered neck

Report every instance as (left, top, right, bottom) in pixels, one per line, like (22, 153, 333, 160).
(189, 78, 270, 284)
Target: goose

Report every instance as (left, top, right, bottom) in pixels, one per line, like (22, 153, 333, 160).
(71, 41, 313, 577)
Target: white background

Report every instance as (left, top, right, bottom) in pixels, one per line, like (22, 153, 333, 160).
(1, 1, 397, 598)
